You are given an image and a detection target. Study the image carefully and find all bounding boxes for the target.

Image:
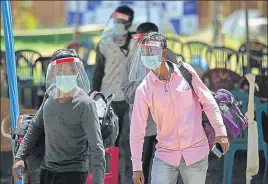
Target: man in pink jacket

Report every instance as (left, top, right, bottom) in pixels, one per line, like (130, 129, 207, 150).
(129, 32, 230, 184)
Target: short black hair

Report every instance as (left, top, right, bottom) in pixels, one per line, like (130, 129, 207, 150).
(142, 32, 167, 49)
(51, 49, 78, 61)
(115, 5, 134, 23)
(136, 22, 158, 34)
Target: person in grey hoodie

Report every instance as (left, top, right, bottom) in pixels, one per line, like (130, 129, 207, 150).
(121, 22, 177, 184)
(12, 49, 105, 184)
(91, 5, 135, 184)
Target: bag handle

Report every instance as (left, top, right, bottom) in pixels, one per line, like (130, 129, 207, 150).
(103, 93, 115, 122)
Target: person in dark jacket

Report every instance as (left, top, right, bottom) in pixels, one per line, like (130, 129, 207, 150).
(120, 22, 178, 184)
(12, 49, 105, 184)
(91, 5, 135, 184)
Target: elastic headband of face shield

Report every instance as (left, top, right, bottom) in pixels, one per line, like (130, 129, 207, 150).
(129, 33, 147, 50)
(129, 39, 163, 82)
(45, 57, 91, 99)
(132, 33, 147, 40)
(144, 32, 168, 49)
(137, 40, 162, 50)
(111, 12, 130, 23)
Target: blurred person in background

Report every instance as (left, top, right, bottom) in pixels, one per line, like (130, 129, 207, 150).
(91, 5, 135, 184)
(121, 22, 177, 184)
(12, 49, 105, 184)
(129, 32, 229, 184)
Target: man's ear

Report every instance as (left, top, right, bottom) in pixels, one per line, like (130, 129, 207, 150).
(162, 48, 168, 58)
(161, 48, 168, 63)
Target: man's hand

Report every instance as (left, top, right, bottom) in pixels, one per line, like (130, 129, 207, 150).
(213, 136, 230, 154)
(133, 171, 144, 184)
(12, 160, 25, 180)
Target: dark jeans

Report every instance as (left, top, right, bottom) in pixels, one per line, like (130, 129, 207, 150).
(264, 146, 268, 184)
(142, 135, 157, 184)
(111, 100, 132, 184)
(40, 169, 88, 184)
(262, 111, 268, 183)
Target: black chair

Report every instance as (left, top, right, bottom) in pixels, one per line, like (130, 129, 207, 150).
(166, 36, 184, 54)
(201, 68, 242, 92)
(33, 56, 51, 82)
(173, 53, 185, 63)
(15, 50, 41, 80)
(239, 75, 268, 99)
(207, 46, 241, 74)
(0, 50, 5, 66)
(33, 56, 52, 108)
(15, 50, 41, 109)
(182, 41, 211, 65)
(239, 41, 268, 75)
(262, 53, 268, 75)
(0, 51, 8, 97)
(15, 50, 41, 65)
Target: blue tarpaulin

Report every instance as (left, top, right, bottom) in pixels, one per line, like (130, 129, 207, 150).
(1, 1, 21, 183)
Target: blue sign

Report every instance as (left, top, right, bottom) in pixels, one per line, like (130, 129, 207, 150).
(66, 1, 198, 35)
(87, 1, 101, 11)
(183, 1, 197, 15)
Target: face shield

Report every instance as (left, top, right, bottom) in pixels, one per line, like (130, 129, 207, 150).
(45, 57, 90, 99)
(129, 39, 162, 82)
(101, 12, 131, 45)
(129, 33, 148, 53)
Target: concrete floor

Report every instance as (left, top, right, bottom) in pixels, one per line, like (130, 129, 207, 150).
(1, 151, 266, 184)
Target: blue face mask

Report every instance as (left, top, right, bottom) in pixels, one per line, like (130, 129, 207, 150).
(56, 75, 77, 93)
(113, 23, 128, 36)
(141, 55, 161, 70)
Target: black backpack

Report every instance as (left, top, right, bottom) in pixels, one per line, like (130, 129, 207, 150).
(89, 91, 119, 148)
(12, 91, 119, 171)
(12, 114, 45, 172)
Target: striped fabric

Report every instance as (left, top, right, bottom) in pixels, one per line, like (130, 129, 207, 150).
(99, 41, 129, 101)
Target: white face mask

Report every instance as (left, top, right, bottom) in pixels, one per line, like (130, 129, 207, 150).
(141, 55, 162, 70)
(56, 75, 77, 93)
(113, 23, 128, 36)
(113, 23, 128, 46)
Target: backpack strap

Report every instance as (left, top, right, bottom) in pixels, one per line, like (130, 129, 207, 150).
(104, 94, 115, 117)
(89, 91, 108, 102)
(177, 61, 199, 98)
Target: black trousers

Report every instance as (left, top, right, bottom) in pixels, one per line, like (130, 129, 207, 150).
(24, 169, 41, 184)
(40, 169, 88, 184)
(111, 100, 130, 147)
(142, 135, 157, 184)
(264, 146, 268, 184)
(262, 111, 268, 183)
(111, 100, 133, 184)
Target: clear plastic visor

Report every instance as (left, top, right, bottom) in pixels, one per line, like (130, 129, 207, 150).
(45, 57, 90, 99)
(101, 12, 130, 44)
(129, 40, 162, 82)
